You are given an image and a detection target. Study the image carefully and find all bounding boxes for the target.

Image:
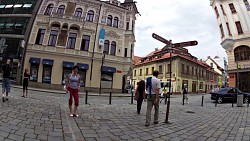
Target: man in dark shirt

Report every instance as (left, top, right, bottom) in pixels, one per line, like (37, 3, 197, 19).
(2, 59, 11, 102)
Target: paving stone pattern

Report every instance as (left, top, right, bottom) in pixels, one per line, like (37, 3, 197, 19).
(0, 88, 250, 141)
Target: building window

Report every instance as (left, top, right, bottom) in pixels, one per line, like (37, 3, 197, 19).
(202, 70, 204, 78)
(226, 23, 231, 35)
(107, 15, 112, 26)
(235, 21, 243, 34)
(74, 8, 82, 17)
(151, 67, 154, 74)
(196, 69, 198, 75)
(104, 40, 109, 54)
(146, 68, 148, 75)
(124, 48, 128, 57)
(244, 0, 250, 10)
(126, 22, 129, 30)
(134, 70, 136, 76)
(113, 17, 119, 28)
(186, 66, 189, 74)
(86, 10, 94, 22)
(234, 46, 250, 61)
(167, 64, 171, 73)
(67, 33, 77, 49)
(139, 69, 142, 76)
(35, 29, 45, 45)
(110, 41, 116, 55)
(159, 65, 163, 74)
(181, 64, 185, 73)
(220, 5, 226, 15)
(192, 67, 194, 75)
(214, 6, 219, 17)
(30, 64, 39, 82)
(42, 65, 52, 84)
(44, 4, 53, 15)
(80, 35, 90, 51)
(57, 5, 65, 14)
(220, 24, 224, 37)
(48, 30, 58, 47)
(210, 63, 213, 68)
(229, 3, 237, 13)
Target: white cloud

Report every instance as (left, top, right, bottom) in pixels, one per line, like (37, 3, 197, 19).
(127, 0, 227, 59)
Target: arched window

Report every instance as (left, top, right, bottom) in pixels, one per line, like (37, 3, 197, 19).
(113, 17, 119, 28)
(57, 5, 65, 14)
(110, 41, 116, 55)
(104, 40, 110, 54)
(74, 8, 82, 17)
(44, 4, 54, 15)
(86, 10, 94, 22)
(107, 15, 112, 26)
(234, 45, 250, 61)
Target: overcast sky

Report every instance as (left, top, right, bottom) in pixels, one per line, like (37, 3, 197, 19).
(122, 0, 227, 60)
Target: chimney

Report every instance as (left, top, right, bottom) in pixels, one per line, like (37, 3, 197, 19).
(155, 48, 158, 51)
(207, 56, 210, 59)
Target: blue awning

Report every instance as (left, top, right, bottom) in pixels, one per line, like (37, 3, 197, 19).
(29, 57, 41, 64)
(77, 63, 89, 70)
(63, 61, 74, 68)
(42, 59, 54, 66)
(101, 66, 116, 73)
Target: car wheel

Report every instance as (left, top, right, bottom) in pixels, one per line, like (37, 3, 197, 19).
(217, 97, 223, 104)
(244, 97, 248, 104)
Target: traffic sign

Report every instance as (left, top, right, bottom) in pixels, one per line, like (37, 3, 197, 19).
(172, 41, 198, 48)
(152, 33, 172, 45)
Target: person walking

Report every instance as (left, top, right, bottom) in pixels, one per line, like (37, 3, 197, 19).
(2, 59, 11, 102)
(183, 84, 188, 104)
(65, 65, 81, 117)
(135, 80, 146, 114)
(145, 71, 161, 127)
(22, 68, 30, 97)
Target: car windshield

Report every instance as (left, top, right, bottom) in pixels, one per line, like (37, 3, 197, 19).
(217, 88, 230, 93)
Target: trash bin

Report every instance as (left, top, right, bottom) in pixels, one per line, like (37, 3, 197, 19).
(237, 94, 244, 107)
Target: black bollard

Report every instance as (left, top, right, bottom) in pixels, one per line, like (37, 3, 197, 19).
(231, 95, 234, 107)
(131, 91, 133, 104)
(85, 91, 88, 104)
(248, 97, 249, 107)
(109, 92, 112, 105)
(201, 95, 204, 107)
(182, 94, 184, 106)
(215, 95, 218, 107)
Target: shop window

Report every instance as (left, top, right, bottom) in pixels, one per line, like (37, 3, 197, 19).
(78, 70, 86, 87)
(107, 15, 112, 26)
(42, 65, 52, 84)
(62, 68, 72, 85)
(101, 73, 113, 88)
(86, 10, 94, 22)
(113, 17, 119, 28)
(35, 29, 45, 45)
(44, 4, 54, 15)
(80, 35, 90, 51)
(30, 65, 39, 82)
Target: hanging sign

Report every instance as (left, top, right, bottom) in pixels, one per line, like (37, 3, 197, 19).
(99, 28, 106, 46)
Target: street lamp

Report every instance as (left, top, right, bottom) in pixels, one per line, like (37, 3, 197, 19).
(99, 51, 107, 95)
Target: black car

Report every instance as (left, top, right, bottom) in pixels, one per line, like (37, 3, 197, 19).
(210, 87, 250, 104)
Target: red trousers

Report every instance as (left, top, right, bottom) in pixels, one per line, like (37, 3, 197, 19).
(67, 87, 79, 106)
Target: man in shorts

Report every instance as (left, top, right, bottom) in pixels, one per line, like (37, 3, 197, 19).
(2, 59, 11, 102)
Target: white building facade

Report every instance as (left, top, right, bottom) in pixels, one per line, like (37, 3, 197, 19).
(210, 0, 250, 92)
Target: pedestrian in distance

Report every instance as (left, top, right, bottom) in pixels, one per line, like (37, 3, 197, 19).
(135, 80, 146, 114)
(145, 70, 161, 127)
(22, 68, 30, 98)
(2, 59, 11, 102)
(183, 84, 188, 104)
(65, 65, 81, 117)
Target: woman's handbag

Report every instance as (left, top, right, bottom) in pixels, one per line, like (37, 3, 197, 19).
(134, 93, 139, 100)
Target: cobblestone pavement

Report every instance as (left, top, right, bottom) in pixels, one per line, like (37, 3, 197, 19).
(0, 87, 250, 141)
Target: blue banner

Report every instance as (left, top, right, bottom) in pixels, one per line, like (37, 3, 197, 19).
(99, 28, 106, 46)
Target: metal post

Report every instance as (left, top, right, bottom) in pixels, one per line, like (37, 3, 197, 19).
(85, 90, 88, 104)
(109, 92, 112, 105)
(201, 95, 204, 106)
(248, 97, 249, 107)
(182, 93, 185, 106)
(99, 52, 106, 95)
(165, 44, 172, 124)
(131, 91, 133, 104)
(215, 95, 218, 107)
(232, 94, 234, 107)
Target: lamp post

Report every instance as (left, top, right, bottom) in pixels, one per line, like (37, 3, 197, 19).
(99, 51, 106, 95)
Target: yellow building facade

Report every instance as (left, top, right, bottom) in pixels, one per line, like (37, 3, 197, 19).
(23, 0, 139, 93)
(134, 48, 220, 94)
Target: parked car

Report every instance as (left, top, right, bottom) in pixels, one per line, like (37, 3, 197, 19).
(210, 87, 250, 104)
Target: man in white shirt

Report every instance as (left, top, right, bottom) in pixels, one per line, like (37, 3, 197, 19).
(145, 71, 161, 127)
